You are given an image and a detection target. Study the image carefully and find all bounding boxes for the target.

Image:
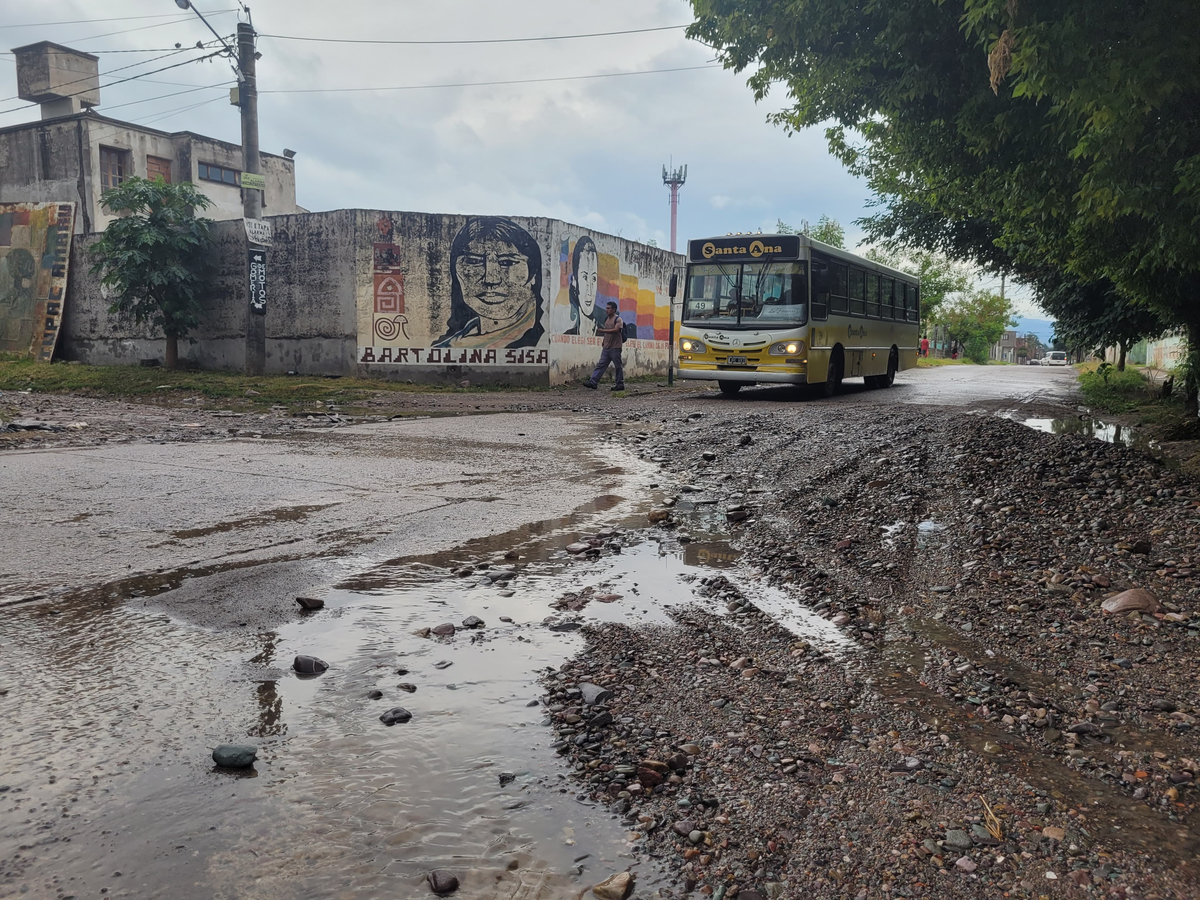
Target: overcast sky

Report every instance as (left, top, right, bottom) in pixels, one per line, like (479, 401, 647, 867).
(0, 0, 1043, 316)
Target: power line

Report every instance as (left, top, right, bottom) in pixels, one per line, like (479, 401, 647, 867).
(259, 23, 688, 46)
(101, 82, 235, 114)
(261, 63, 719, 95)
(55, 13, 238, 45)
(138, 94, 227, 128)
(0, 50, 225, 116)
(0, 46, 193, 105)
(0, 11, 234, 30)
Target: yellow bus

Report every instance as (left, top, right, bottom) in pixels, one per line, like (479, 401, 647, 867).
(676, 234, 920, 395)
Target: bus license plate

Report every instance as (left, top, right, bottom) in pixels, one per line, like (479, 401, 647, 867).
(726, 355, 748, 365)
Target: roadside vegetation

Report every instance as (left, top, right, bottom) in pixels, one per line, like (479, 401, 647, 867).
(0, 356, 555, 412)
(1075, 363, 1200, 473)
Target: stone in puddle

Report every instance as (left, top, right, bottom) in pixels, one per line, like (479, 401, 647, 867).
(461, 616, 484, 628)
(433, 660, 453, 670)
(579, 683, 614, 705)
(1101, 589, 1160, 615)
(592, 872, 633, 900)
(432, 623, 456, 636)
(292, 655, 328, 675)
(367, 690, 383, 700)
(212, 744, 257, 768)
(426, 870, 459, 894)
(566, 542, 591, 554)
(294, 596, 324, 610)
(380, 707, 412, 726)
(398, 683, 417, 693)
(943, 829, 973, 850)
(499, 772, 515, 787)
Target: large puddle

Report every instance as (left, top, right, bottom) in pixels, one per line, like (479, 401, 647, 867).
(5, 467, 1196, 898)
(1003, 413, 1166, 456)
(0, 490, 844, 900)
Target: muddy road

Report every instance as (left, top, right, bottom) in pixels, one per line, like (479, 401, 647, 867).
(2, 365, 1197, 900)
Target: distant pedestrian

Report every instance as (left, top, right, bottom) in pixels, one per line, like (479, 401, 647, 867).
(919, 336, 930, 358)
(585, 301, 625, 391)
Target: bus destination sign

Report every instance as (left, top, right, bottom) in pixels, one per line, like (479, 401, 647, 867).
(688, 235, 801, 263)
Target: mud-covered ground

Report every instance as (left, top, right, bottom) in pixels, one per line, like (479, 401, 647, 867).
(542, 400, 1200, 899)
(4, 366, 1198, 899)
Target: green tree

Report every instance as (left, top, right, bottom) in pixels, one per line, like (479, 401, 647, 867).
(864, 248, 973, 327)
(1033, 273, 1168, 371)
(776, 215, 845, 248)
(940, 290, 1017, 364)
(90, 177, 215, 369)
(687, 0, 1200, 403)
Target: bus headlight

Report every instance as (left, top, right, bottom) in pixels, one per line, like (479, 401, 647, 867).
(680, 339, 706, 353)
(769, 340, 805, 356)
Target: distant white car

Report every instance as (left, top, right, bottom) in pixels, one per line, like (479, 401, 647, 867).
(1046, 351, 1069, 366)
(1027, 358, 1042, 366)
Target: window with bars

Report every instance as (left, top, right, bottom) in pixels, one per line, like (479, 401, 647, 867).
(99, 147, 129, 193)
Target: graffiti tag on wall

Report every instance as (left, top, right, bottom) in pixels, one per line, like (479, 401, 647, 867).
(0, 202, 76, 360)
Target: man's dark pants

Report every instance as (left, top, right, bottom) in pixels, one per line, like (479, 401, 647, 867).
(590, 347, 624, 388)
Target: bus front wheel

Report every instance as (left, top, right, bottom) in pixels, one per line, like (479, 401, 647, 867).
(717, 380, 743, 396)
(817, 349, 843, 398)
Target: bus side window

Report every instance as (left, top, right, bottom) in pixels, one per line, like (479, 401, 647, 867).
(811, 255, 829, 320)
(830, 262, 848, 316)
(848, 267, 865, 316)
(908, 284, 920, 321)
(875, 278, 890, 319)
(866, 275, 881, 318)
(893, 284, 905, 321)
(864, 273, 878, 320)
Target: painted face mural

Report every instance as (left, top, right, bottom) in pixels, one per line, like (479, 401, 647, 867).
(569, 236, 600, 335)
(436, 217, 544, 349)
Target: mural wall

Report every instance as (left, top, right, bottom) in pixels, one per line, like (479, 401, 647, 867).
(0, 202, 75, 360)
(357, 212, 681, 383)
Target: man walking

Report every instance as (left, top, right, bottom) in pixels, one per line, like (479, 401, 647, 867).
(585, 301, 625, 391)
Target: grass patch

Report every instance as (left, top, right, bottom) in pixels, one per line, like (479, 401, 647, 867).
(0, 357, 560, 411)
(1076, 363, 1154, 414)
(916, 357, 969, 367)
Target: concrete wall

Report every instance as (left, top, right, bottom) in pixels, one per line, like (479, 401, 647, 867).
(62, 211, 356, 375)
(356, 210, 683, 385)
(0, 118, 91, 231)
(60, 208, 682, 385)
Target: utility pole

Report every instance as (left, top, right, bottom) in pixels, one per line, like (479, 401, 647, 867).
(237, 19, 265, 374)
(174, 2, 264, 374)
(237, 22, 261, 221)
(662, 163, 687, 254)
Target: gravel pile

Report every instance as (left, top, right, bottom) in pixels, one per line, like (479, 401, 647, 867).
(545, 404, 1200, 899)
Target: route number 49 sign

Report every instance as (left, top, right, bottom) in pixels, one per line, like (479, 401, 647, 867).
(248, 246, 268, 315)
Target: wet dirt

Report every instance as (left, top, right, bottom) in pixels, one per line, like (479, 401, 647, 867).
(2, 453, 836, 899)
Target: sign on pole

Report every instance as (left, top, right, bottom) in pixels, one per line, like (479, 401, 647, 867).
(243, 217, 273, 246)
(240, 172, 266, 191)
(248, 245, 267, 315)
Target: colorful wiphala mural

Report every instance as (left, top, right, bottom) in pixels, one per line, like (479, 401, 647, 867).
(357, 212, 679, 380)
(0, 202, 75, 361)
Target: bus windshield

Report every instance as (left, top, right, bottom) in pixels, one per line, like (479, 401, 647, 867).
(683, 262, 808, 328)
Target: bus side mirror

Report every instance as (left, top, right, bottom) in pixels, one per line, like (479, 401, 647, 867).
(668, 274, 678, 299)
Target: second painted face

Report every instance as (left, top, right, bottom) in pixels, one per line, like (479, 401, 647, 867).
(576, 247, 599, 315)
(456, 237, 535, 326)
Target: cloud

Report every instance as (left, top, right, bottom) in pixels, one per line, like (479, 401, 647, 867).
(0, 0, 877, 251)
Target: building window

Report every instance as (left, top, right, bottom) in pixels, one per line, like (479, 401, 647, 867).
(198, 162, 240, 186)
(146, 156, 172, 183)
(99, 146, 129, 193)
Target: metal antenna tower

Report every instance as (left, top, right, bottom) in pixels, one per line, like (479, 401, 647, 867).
(662, 162, 687, 253)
